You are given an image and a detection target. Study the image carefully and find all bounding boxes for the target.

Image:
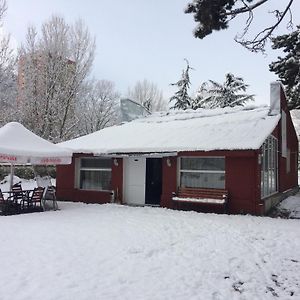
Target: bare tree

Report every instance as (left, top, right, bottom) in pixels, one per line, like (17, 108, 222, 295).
(77, 79, 120, 135)
(185, 0, 295, 52)
(18, 15, 95, 142)
(0, 0, 5, 19)
(127, 79, 167, 112)
(0, 0, 17, 125)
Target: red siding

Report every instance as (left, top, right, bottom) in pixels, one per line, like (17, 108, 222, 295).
(111, 158, 123, 203)
(279, 115, 298, 192)
(161, 157, 177, 209)
(56, 154, 121, 204)
(226, 155, 259, 214)
(56, 157, 75, 201)
(160, 150, 259, 214)
(255, 86, 298, 210)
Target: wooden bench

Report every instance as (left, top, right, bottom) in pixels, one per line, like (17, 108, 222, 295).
(172, 187, 228, 212)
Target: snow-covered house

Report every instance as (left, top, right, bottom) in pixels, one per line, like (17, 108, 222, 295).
(57, 82, 298, 215)
(290, 110, 300, 155)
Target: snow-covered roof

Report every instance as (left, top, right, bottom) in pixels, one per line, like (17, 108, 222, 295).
(0, 122, 72, 164)
(60, 105, 281, 155)
(290, 110, 300, 138)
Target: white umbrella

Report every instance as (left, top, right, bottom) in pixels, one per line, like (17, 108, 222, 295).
(0, 122, 72, 189)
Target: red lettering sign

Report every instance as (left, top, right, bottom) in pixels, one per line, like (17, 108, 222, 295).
(0, 154, 17, 162)
(40, 158, 62, 164)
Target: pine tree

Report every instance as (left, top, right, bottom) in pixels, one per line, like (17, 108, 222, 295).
(191, 82, 212, 109)
(269, 26, 300, 109)
(195, 73, 254, 108)
(169, 59, 193, 110)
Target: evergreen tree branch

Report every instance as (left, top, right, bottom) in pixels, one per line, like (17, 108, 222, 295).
(185, 0, 295, 52)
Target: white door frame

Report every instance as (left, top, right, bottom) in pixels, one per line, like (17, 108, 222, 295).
(123, 157, 146, 205)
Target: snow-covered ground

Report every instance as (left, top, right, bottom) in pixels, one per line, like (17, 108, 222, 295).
(275, 196, 300, 219)
(0, 199, 300, 299)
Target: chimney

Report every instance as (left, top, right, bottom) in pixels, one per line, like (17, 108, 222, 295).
(269, 81, 281, 116)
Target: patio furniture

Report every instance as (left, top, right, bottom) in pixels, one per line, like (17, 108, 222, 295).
(172, 187, 228, 212)
(0, 189, 5, 213)
(9, 183, 27, 204)
(0, 187, 22, 215)
(0, 189, 4, 203)
(43, 185, 57, 210)
(36, 175, 58, 210)
(21, 187, 44, 211)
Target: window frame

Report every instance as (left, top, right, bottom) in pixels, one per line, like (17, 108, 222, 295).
(177, 156, 226, 190)
(281, 111, 287, 158)
(76, 157, 112, 192)
(260, 135, 278, 199)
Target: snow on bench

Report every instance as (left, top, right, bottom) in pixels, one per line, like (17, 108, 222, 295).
(172, 197, 226, 204)
(172, 187, 228, 207)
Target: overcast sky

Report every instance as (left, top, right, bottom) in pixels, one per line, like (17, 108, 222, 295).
(4, 0, 300, 105)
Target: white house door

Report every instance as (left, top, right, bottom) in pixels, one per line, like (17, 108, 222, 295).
(123, 157, 146, 205)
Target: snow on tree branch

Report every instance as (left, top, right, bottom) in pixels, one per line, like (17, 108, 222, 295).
(169, 59, 193, 110)
(127, 79, 167, 112)
(17, 15, 96, 142)
(193, 73, 254, 109)
(269, 26, 300, 109)
(185, 0, 295, 52)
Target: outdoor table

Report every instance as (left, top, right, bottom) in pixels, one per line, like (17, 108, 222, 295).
(21, 189, 35, 208)
(2, 189, 34, 202)
(21, 190, 34, 200)
(1, 189, 34, 213)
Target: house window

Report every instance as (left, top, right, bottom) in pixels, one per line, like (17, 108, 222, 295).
(79, 158, 112, 191)
(261, 136, 278, 198)
(281, 111, 287, 157)
(179, 157, 225, 189)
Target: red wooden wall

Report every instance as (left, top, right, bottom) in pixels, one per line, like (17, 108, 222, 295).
(160, 151, 260, 214)
(278, 88, 299, 192)
(56, 154, 123, 204)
